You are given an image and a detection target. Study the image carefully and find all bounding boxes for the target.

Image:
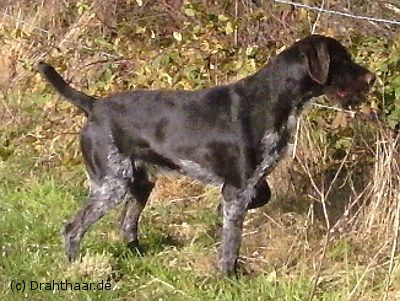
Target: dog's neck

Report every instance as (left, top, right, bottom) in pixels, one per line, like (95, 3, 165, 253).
(242, 56, 322, 107)
(236, 56, 322, 132)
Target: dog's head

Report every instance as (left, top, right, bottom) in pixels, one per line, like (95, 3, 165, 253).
(295, 35, 375, 108)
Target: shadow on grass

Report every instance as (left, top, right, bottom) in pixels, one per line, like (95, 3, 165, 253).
(106, 233, 186, 261)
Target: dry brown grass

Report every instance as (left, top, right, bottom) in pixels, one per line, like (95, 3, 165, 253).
(249, 117, 400, 299)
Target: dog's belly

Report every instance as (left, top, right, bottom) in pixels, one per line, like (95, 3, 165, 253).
(133, 148, 223, 185)
(141, 159, 223, 186)
(177, 159, 224, 185)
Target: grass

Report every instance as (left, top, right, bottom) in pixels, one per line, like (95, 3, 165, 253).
(0, 141, 399, 300)
(0, 161, 308, 301)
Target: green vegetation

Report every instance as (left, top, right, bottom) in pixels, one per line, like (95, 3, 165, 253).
(1, 1, 399, 300)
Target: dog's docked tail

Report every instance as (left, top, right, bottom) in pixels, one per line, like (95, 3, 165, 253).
(38, 62, 96, 115)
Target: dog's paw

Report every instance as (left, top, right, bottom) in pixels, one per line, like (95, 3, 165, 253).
(126, 239, 144, 255)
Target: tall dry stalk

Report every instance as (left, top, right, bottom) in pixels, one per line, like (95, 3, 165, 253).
(290, 116, 399, 299)
(359, 128, 400, 301)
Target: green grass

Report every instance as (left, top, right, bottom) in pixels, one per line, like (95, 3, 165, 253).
(1, 157, 396, 301)
(0, 163, 308, 300)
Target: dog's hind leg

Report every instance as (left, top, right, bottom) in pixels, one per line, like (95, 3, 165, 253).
(62, 125, 133, 261)
(119, 162, 154, 249)
(63, 176, 131, 261)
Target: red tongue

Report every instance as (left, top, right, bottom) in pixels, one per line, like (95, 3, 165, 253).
(336, 90, 348, 98)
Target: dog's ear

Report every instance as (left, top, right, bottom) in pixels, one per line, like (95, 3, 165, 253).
(301, 40, 330, 85)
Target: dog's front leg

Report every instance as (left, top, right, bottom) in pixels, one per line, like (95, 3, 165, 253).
(218, 183, 248, 275)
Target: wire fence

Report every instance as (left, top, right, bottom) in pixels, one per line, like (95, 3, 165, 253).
(3, 1, 400, 34)
(273, 0, 400, 26)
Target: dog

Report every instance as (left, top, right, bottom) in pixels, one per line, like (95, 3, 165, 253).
(38, 35, 375, 275)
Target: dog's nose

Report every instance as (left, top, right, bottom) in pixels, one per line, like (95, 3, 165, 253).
(365, 72, 376, 86)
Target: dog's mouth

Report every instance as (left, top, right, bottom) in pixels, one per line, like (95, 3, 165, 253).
(326, 86, 371, 109)
(336, 90, 364, 108)
(335, 90, 350, 99)
(327, 72, 375, 109)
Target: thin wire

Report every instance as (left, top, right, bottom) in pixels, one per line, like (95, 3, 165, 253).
(274, 0, 400, 26)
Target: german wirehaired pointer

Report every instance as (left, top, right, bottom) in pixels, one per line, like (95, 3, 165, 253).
(38, 35, 375, 275)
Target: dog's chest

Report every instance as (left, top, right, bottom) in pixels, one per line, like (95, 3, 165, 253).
(256, 110, 299, 176)
(286, 110, 299, 132)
